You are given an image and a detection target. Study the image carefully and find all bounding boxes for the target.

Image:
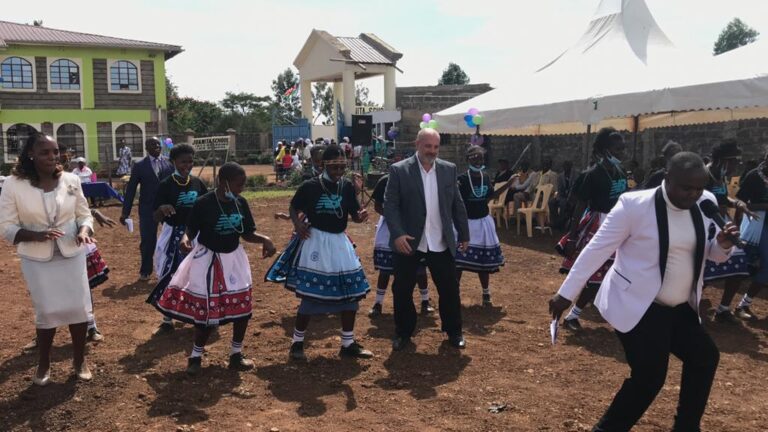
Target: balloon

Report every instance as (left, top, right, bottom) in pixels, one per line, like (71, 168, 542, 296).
(428, 119, 438, 129)
(419, 121, 428, 129)
(422, 113, 432, 122)
(464, 114, 473, 122)
(466, 119, 476, 128)
(472, 114, 484, 126)
(468, 108, 479, 116)
(387, 130, 396, 139)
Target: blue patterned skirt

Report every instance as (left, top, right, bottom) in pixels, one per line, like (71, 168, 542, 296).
(455, 215, 505, 273)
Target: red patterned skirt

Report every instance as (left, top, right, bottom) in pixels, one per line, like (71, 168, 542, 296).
(86, 244, 109, 289)
(556, 210, 613, 287)
(154, 243, 253, 326)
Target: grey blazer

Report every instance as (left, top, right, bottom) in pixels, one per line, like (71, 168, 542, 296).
(384, 155, 470, 256)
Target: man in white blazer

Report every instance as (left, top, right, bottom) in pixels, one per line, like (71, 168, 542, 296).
(550, 152, 739, 432)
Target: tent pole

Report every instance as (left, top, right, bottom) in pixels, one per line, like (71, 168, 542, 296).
(583, 124, 592, 168)
(632, 115, 640, 162)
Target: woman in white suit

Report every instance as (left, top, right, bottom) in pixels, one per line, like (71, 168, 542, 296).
(0, 133, 96, 386)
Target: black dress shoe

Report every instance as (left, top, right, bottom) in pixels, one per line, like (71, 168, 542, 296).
(448, 334, 466, 349)
(392, 336, 413, 351)
(339, 342, 374, 359)
(368, 303, 382, 317)
(420, 300, 435, 314)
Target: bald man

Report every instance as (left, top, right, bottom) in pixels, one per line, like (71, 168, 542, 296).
(550, 152, 738, 431)
(384, 128, 470, 350)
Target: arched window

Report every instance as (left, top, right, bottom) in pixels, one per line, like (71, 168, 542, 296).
(114, 123, 143, 156)
(56, 124, 85, 158)
(1, 56, 34, 89)
(110, 60, 139, 91)
(5, 123, 38, 159)
(50, 59, 80, 90)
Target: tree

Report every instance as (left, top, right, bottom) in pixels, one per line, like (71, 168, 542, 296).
(714, 18, 760, 55)
(271, 68, 302, 121)
(166, 75, 223, 135)
(220, 92, 271, 116)
(355, 83, 380, 107)
(438, 62, 470, 85)
(312, 82, 334, 125)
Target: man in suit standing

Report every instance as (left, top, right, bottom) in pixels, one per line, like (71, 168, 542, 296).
(549, 152, 739, 431)
(384, 128, 470, 351)
(120, 137, 174, 280)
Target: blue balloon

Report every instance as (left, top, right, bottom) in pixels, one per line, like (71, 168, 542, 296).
(466, 119, 476, 128)
(464, 114, 473, 122)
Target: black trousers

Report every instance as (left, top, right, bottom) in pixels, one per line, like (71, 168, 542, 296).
(392, 250, 462, 338)
(139, 210, 159, 277)
(593, 303, 720, 432)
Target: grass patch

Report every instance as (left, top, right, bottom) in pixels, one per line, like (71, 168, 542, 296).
(241, 189, 297, 200)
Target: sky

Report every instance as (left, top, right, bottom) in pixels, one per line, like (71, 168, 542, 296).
(6, 0, 768, 105)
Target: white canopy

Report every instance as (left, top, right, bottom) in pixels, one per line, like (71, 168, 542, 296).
(435, 0, 768, 135)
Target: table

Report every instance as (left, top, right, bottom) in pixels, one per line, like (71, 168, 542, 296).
(82, 181, 124, 203)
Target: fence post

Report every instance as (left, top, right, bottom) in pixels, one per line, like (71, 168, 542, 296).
(227, 128, 237, 157)
(185, 129, 195, 145)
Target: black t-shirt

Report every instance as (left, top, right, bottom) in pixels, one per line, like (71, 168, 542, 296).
(577, 163, 628, 213)
(291, 177, 360, 233)
(186, 191, 256, 253)
(705, 168, 729, 207)
(736, 168, 768, 205)
(493, 169, 513, 185)
(642, 168, 665, 189)
(372, 175, 388, 205)
(153, 176, 208, 226)
(458, 172, 492, 219)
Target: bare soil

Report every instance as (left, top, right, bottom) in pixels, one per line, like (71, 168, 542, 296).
(0, 198, 766, 431)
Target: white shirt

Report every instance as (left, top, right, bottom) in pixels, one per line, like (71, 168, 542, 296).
(416, 153, 447, 253)
(656, 183, 697, 306)
(72, 166, 93, 183)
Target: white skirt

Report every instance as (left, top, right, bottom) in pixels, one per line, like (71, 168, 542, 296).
(22, 248, 92, 329)
(153, 223, 191, 279)
(373, 216, 394, 271)
(455, 215, 505, 273)
(155, 243, 253, 326)
(286, 228, 370, 303)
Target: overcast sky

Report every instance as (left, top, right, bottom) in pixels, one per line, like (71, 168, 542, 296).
(7, 0, 768, 104)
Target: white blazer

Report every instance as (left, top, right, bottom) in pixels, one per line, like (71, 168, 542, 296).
(558, 186, 732, 333)
(0, 172, 94, 262)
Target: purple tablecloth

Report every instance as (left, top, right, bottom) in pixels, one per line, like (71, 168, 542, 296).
(82, 181, 124, 203)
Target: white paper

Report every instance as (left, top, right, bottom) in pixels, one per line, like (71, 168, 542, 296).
(125, 218, 134, 233)
(550, 319, 559, 345)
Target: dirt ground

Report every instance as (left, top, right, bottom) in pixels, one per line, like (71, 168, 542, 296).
(0, 197, 766, 432)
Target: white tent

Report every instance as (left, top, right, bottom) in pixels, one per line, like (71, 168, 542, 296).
(435, 0, 768, 136)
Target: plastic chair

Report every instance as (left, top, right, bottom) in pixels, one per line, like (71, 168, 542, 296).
(489, 183, 510, 229)
(517, 183, 554, 237)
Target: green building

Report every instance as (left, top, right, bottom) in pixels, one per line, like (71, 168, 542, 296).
(0, 20, 182, 164)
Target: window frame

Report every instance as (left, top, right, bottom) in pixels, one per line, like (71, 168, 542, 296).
(47, 58, 82, 93)
(0, 55, 37, 93)
(107, 59, 142, 94)
(112, 122, 146, 161)
(53, 123, 88, 161)
(2, 122, 41, 163)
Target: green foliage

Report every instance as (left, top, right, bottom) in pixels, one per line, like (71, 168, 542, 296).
(245, 153, 261, 164)
(271, 68, 302, 121)
(221, 92, 271, 116)
(167, 74, 224, 135)
(241, 189, 297, 200)
(246, 174, 268, 188)
(438, 62, 470, 85)
(355, 83, 380, 108)
(287, 169, 305, 186)
(714, 18, 760, 55)
(313, 82, 334, 125)
(258, 153, 275, 165)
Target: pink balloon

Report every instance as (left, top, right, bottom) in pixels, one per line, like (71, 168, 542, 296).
(422, 113, 432, 122)
(468, 108, 479, 116)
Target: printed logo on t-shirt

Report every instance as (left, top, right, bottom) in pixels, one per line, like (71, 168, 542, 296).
(176, 191, 199, 207)
(470, 185, 489, 201)
(315, 194, 342, 214)
(711, 184, 727, 199)
(214, 213, 243, 235)
(610, 179, 628, 199)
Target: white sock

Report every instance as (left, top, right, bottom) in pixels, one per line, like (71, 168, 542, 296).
(738, 294, 753, 309)
(717, 304, 730, 313)
(482, 286, 491, 296)
(375, 288, 386, 304)
(230, 340, 243, 355)
(419, 287, 430, 302)
(292, 328, 305, 343)
(190, 344, 204, 359)
(87, 319, 96, 330)
(341, 331, 354, 348)
(565, 306, 582, 321)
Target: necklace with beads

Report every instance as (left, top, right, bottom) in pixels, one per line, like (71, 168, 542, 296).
(467, 170, 485, 198)
(172, 173, 191, 187)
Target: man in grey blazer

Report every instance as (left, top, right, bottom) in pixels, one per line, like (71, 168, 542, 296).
(384, 128, 470, 350)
